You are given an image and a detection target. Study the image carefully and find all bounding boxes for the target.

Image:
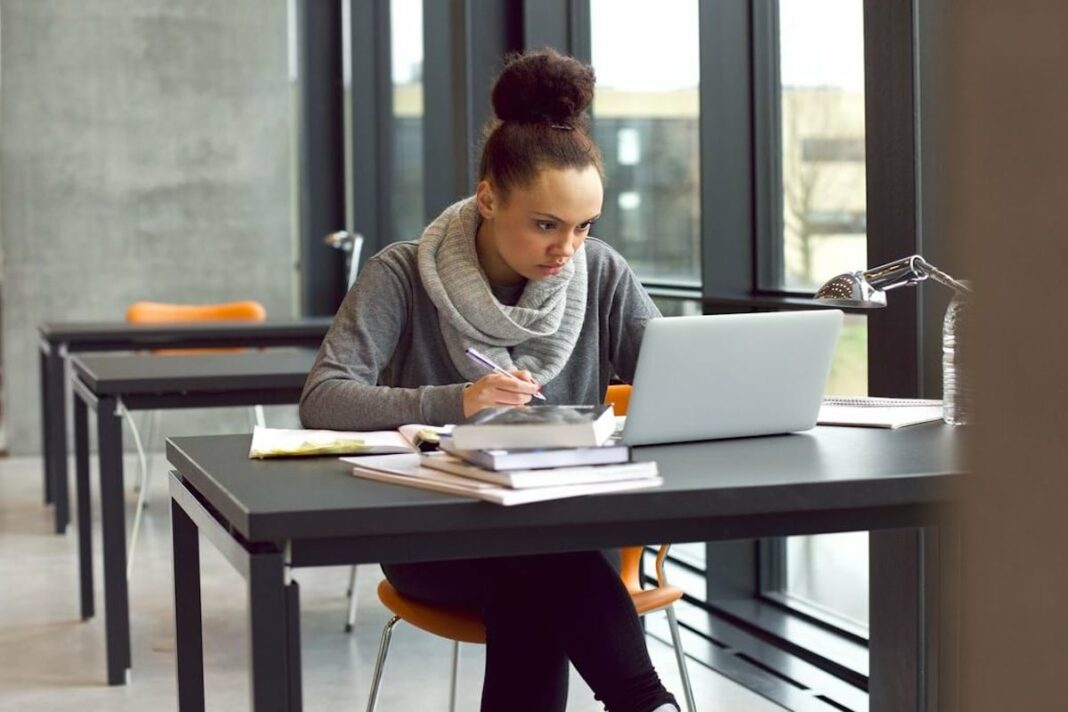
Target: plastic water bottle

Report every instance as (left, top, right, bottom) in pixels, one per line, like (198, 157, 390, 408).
(942, 289, 971, 425)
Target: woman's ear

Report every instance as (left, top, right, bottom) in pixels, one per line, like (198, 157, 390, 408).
(475, 180, 497, 220)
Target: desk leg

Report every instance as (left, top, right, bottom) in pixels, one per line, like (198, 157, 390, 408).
(172, 496, 205, 712)
(97, 395, 131, 685)
(48, 349, 70, 533)
(40, 346, 53, 505)
(74, 394, 93, 620)
(285, 581, 303, 712)
(248, 550, 292, 712)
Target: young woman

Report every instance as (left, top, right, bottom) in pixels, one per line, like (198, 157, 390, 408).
(300, 48, 679, 712)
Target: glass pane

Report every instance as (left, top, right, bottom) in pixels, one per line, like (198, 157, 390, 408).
(391, 0, 424, 242)
(825, 313, 867, 396)
(779, 0, 866, 291)
(589, 0, 700, 284)
(785, 532, 869, 630)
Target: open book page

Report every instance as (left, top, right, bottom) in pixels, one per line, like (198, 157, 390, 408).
(343, 453, 662, 506)
(248, 424, 445, 459)
(817, 397, 943, 429)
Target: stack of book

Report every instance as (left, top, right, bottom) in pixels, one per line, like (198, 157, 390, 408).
(345, 404, 661, 505)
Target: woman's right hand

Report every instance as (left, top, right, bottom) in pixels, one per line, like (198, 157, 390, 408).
(462, 370, 541, 418)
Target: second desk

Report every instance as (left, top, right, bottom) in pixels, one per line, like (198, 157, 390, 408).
(70, 349, 315, 684)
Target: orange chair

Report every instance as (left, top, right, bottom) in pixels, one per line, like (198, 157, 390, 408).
(363, 385, 697, 712)
(123, 300, 267, 578)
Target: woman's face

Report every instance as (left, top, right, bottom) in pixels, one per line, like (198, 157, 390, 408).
(475, 165, 603, 286)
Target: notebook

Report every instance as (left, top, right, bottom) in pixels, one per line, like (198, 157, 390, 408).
(620, 310, 843, 446)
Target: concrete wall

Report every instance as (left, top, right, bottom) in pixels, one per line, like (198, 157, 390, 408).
(1, 0, 299, 454)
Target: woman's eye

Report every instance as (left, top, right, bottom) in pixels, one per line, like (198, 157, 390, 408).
(536, 221, 556, 232)
(578, 220, 595, 231)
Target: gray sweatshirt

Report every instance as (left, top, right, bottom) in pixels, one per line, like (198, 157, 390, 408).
(299, 237, 660, 431)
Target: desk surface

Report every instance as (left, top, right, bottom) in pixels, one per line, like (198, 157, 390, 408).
(167, 425, 962, 551)
(39, 317, 333, 348)
(72, 351, 316, 394)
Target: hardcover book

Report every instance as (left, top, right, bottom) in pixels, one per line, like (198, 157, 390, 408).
(438, 437, 630, 471)
(450, 404, 616, 450)
(419, 452, 657, 489)
(344, 453, 662, 506)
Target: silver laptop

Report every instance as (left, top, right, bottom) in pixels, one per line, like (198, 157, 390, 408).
(620, 310, 843, 446)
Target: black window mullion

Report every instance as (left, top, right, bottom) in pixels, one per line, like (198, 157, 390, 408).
(297, 0, 347, 315)
(423, 0, 470, 221)
(699, 0, 755, 304)
(864, 0, 922, 397)
(752, 0, 784, 291)
(422, 0, 522, 221)
(351, 0, 394, 260)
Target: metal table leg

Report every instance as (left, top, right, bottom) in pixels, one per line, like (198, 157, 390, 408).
(40, 344, 53, 505)
(47, 346, 70, 533)
(172, 495, 205, 712)
(248, 550, 294, 712)
(97, 394, 131, 684)
(74, 392, 93, 620)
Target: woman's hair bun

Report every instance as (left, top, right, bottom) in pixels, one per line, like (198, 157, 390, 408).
(491, 48, 595, 126)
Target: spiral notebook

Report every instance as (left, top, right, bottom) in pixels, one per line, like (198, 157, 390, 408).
(817, 397, 943, 429)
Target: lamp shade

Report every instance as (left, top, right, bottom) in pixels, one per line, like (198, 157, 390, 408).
(813, 271, 887, 308)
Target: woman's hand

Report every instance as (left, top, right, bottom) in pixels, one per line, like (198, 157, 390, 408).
(462, 370, 540, 418)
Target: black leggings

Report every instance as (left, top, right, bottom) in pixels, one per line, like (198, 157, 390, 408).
(382, 550, 678, 712)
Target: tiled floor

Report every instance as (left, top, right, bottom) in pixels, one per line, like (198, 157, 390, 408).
(0, 452, 784, 711)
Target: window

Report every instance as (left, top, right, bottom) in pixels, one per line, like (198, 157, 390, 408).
(778, 0, 867, 293)
(589, 0, 701, 285)
(391, 0, 424, 242)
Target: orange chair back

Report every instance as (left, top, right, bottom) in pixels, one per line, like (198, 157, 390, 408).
(126, 300, 266, 324)
(603, 384, 643, 594)
(126, 300, 266, 354)
(604, 383, 632, 417)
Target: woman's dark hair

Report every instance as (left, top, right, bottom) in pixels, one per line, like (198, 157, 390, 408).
(479, 48, 605, 199)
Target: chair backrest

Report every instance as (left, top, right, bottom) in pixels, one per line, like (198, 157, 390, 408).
(126, 300, 267, 323)
(604, 384, 643, 594)
(126, 300, 267, 354)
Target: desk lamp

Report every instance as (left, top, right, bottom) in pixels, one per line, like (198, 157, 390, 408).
(813, 254, 973, 424)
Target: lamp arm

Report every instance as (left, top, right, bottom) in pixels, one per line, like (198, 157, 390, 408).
(914, 257, 973, 295)
(863, 254, 972, 295)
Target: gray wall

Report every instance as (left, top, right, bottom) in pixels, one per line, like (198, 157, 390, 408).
(1, 0, 300, 455)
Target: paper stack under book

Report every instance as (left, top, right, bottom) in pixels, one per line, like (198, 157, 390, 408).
(345, 404, 661, 505)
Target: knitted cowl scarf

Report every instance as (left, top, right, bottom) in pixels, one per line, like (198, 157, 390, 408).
(417, 196, 588, 386)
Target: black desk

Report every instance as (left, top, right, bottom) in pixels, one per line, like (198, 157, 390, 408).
(38, 318, 332, 533)
(166, 425, 962, 712)
(72, 351, 315, 685)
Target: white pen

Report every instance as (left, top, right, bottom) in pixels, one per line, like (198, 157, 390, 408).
(464, 347, 547, 400)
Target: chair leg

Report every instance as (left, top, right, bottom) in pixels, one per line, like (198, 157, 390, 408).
(365, 615, 400, 712)
(122, 405, 153, 581)
(250, 404, 266, 429)
(344, 565, 359, 632)
(449, 640, 461, 712)
(665, 605, 697, 712)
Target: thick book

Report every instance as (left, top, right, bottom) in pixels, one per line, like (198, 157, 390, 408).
(248, 424, 448, 458)
(419, 452, 658, 489)
(343, 453, 663, 506)
(450, 404, 616, 450)
(438, 437, 630, 471)
(817, 397, 943, 429)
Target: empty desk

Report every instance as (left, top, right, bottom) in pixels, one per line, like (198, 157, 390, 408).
(38, 318, 332, 534)
(71, 350, 315, 685)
